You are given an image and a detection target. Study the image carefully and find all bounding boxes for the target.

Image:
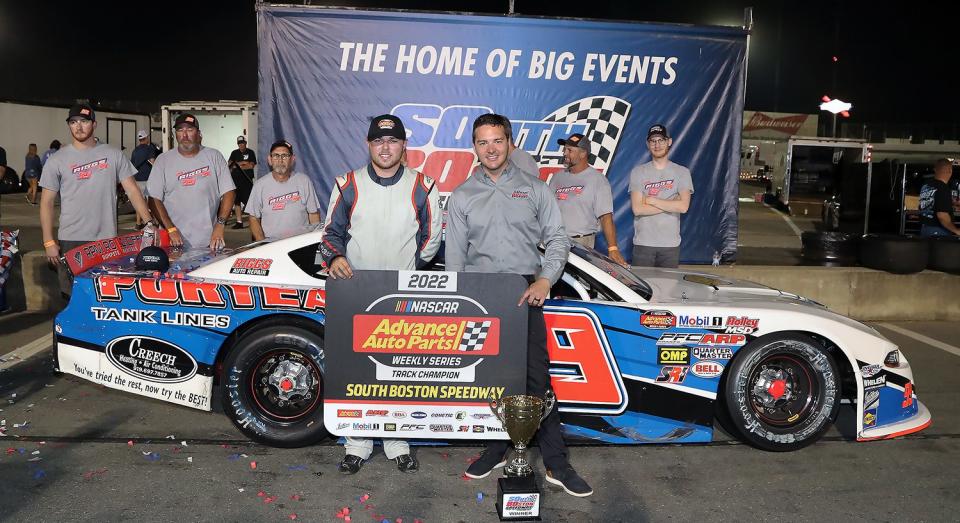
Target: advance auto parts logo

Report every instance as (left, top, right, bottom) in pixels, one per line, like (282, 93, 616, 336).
(353, 315, 499, 355)
(105, 336, 198, 383)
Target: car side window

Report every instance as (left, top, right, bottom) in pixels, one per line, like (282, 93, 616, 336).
(287, 242, 326, 280)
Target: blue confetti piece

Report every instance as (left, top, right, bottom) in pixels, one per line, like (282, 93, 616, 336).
(287, 465, 308, 471)
(144, 452, 160, 461)
(32, 469, 46, 480)
(477, 492, 484, 503)
(17, 448, 26, 454)
(227, 453, 242, 461)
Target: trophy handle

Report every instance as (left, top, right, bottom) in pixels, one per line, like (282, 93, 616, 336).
(489, 395, 506, 424)
(540, 390, 556, 423)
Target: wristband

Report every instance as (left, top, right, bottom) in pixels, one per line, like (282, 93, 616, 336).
(608, 246, 619, 251)
(167, 227, 178, 233)
(44, 240, 57, 248)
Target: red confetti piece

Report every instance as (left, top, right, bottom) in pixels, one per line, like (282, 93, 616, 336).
(264, 496, 278, 504)
(127, 440, 134, 446)
(258, 491, 266, 497)
(250, 461, 257, 469)
(220, 444, 230, 448)
(344, 517, 351, 523)
(5, 448, 15, 455)
(343, 507, 350, 515)
(288, 515, 297, 520)
(397, 519, 403, 523)
(290, 494, 301, 501)
(460, 473, 471, 481)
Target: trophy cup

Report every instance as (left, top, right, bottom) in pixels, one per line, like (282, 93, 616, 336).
(489, 391, 556, 521)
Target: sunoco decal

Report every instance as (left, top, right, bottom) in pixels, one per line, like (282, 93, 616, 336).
(105, 336, 198, 383)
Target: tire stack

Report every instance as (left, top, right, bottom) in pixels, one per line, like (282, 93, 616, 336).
(801, 232, 858, 266)
(928, 236, 960, 274)
(858, 234, 928, 274)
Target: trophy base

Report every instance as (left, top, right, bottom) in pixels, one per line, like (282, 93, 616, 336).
(496, 475, 542, 521)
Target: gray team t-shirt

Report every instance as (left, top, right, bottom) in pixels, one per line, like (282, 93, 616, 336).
(147, 146, 235, 249)
(246, 172, 320, 237)
(510, 148, 540, 178)
(39, 143, 136, 241)
(629, 160, 694, 248)
(548, 166, 614, 236)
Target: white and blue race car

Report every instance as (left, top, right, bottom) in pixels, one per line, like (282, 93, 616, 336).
(53, 228, 930, 451)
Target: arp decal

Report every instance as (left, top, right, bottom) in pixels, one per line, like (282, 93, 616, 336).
(105, 336, 198, 384)
(545, 307, 627, 415)
(657, 333, 746, 346)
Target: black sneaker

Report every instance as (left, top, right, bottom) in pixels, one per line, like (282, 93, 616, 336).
(464, 450, 507, 479)
(545, 464, 593, 497)
(395, 454, 419, 473)
(231, 223, 244, 229)
(338, 454, 365, 475)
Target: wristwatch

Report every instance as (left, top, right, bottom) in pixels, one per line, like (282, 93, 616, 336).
(216, 216, 227, 225)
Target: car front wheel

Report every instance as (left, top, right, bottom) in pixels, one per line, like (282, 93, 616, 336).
(724, 333, 840, 451)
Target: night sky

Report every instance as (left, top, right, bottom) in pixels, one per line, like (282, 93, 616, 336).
(0, 1, 954, 136)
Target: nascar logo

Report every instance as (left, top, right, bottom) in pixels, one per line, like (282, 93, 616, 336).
(393, 97, 630, 193)
(394, 299, 460, 314)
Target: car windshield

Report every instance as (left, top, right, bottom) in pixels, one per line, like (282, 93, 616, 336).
(569, 244, 652, 301)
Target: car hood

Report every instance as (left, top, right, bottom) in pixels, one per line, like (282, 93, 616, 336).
(631, 267, 826, 308)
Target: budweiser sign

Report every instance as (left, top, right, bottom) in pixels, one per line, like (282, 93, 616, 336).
(743, 112, 809, 136)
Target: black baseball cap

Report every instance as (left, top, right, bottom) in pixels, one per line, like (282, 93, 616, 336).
(270, 140, 293, 154)
(174, 113, 200, 130)
(367, 114, 406, 141)
(647, 124, 669, 140)
(135, 246, 170, 273)
(557, 133, 591, 153)
(66, 104, 96, 122)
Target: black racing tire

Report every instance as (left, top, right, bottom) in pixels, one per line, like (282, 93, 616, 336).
(801, 231, 858, 266)
(929, 236, 960, 274)
(858, 234, 928, 274)
(221, 323, 328, 448)
(724, 333, 840, 452)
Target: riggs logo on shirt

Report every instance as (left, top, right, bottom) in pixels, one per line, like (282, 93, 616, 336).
(511, 190, 530, 199)
(177, 166, 211, 186)
(644, 179, 674, 196)
(72, 158, 109, 179)
(554, 185, 584, 200)
(269, 191, 301, 210)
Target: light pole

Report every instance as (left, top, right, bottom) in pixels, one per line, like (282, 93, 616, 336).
(820, 96, 851, 138)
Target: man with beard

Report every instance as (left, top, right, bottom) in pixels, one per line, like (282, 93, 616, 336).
(147, 114, 236, 250)
(445, 113, 592, 497)
(549, 132, 627, 265)
(247, 140, 321, 240)
(320, 114, 442, 474)
(39, 104, 153, 295)
(629, 124, 693, 268)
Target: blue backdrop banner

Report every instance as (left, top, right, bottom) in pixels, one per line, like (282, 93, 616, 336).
(258, 6, 747, 263)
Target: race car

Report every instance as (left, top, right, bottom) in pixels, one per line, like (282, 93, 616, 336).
(52, 227, 931, 451)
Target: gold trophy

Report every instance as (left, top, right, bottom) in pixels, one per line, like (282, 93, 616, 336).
(489, 391, 556, 521)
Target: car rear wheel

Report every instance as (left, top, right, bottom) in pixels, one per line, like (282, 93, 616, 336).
(724, 333, 840, 451)
(221, 324, 328, 447)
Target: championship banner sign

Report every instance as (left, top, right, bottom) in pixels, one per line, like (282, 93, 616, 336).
(258, 6, 747, 263)
(323, 270, 528, 439)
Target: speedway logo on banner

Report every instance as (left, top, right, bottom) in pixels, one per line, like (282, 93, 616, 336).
(323, 271, 528, 440)
(258, 7, 747, 263)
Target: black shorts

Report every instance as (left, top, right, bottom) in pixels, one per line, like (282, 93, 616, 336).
(231, 168, 254, 205)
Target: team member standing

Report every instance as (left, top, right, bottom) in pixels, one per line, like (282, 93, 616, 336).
(550, 132, 627, 266)
(320, 114, 442, 474)
(147, 114, 236, 250)
(629, 124, 694, 268)
(131, 129, 159, 228)
(228, 135, 257, 229)
(919, 158, 960, 236)
(39, 104, 153, 294)
(446, 113, 592, 497)
(247, 140, 321, 240)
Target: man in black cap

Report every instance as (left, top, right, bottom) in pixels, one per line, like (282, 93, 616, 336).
(148, 113, 236, 250)
(628, 124, 694, 268)
(228, 135, 257, 229)
(320, 114, 442, 474)
(39, 104, 154, 294)
(549, 132, 627, 265)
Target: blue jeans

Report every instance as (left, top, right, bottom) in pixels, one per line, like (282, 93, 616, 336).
(921, 224, 952, 237)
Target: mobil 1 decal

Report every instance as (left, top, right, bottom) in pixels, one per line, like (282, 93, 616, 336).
(323, 270, 528, 440)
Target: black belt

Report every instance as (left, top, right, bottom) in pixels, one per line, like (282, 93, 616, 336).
(570, 233, 595, 238)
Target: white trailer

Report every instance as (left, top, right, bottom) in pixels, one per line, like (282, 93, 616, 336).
(160, 101, 258, 159)
(0, 100, 151, 174)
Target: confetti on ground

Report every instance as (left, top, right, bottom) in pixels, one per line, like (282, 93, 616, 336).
(250, 461, 257, 470)
(360, 494, 370, 503)
(288, 514, 297, 520)
(31, 469, 46, 480)
(82, 468, 108, 479)
(287, 464, 308, 471)
(290, 494, 301, 501)
(477, 492, 484, 503)
(27, 457, 42, 462)
(143, 452, 161, 461)
(264, 496, 277, 504)
(127, 440, 134, 446)
(13, 422, 29, 429)
(187, 457, 193, 463)
(166, 435, 176, 439)
(181, 441, 188, 447)
(238, 488, 245, 493)
(227, 453, 242, 461)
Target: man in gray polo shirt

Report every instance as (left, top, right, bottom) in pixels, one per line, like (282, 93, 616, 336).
(247, 140, 321, 240)
(629, 124, 694, 268)
(148, 114, 236, 250)
(447, 113, 592, 497)
(40, 104, 154, 294)
(549, 132, 627, 266)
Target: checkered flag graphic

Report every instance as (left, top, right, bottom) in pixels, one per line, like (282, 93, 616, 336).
(458, 320, 492, 352)
(536, 96, 632, 173)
